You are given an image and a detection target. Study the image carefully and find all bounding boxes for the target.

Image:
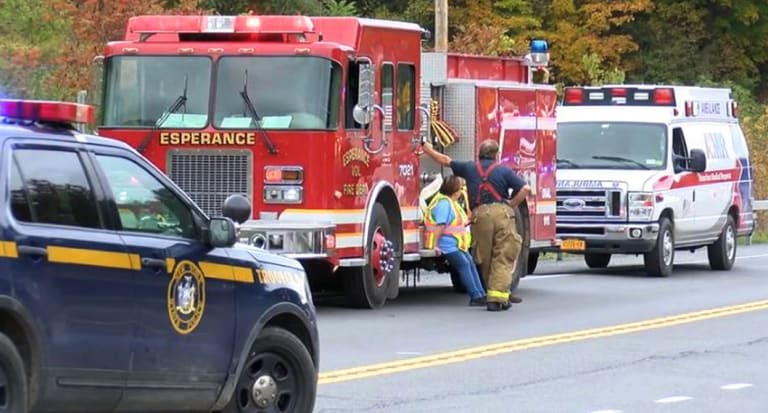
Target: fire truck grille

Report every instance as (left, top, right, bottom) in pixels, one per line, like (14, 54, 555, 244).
(166, 150, 252, 218)
(556, 189, 623, 219)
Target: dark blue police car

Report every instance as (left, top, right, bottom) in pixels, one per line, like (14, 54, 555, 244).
(0, 99, 319, 413)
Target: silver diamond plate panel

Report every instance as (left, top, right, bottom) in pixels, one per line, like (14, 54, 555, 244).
(166, 149, 252, 218)
(443, 82, 477, 163)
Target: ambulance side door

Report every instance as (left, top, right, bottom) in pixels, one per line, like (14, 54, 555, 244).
(670, 126, 697, 242)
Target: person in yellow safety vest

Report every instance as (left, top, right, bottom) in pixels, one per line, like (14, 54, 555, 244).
(424, 175, 487, 306)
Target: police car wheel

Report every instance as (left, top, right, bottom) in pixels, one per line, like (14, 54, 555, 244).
(708, 215, 737, 271)
(0, 332, 27, 413)
(644, 217, 674, 277)
(225, 327, 316, 413)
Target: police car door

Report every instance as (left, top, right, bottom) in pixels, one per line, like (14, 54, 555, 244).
(87, 148, 236, 409)
(3, 140, 132, 410)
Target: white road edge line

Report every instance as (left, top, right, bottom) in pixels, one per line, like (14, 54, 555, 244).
(654, 396, 692, 403)
(721, 383, 754, 390)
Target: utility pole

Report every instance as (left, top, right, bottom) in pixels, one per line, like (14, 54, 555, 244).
(434, 0, 448, 52)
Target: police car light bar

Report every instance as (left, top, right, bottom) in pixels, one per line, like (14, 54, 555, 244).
(0, 99, 95, 125)
(563, 87, 677, 107)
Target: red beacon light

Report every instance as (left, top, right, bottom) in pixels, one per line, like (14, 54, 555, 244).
(652, 88, 674, 105)
(0, 99, 95, 126)
(564, 88, 584, 104)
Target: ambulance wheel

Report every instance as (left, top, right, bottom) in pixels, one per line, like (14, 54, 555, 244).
(0, 332, 27, 413)
(584, 253, 611, 268)
(527, 252, 540, 274)
(644, 217, 674, 277)
(343, 203, 397, 309)
(224, 327, 316, 413)
(708, 215, 737, 271)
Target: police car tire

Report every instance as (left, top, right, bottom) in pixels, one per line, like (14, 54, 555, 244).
(0, 332, 27, 413)
(644, 217, 674, 277)
(708, 215, 736, 271)
(224, 327, 316, 413)
(343, 203, 392, 309)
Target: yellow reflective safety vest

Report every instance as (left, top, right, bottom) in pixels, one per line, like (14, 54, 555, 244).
(423, 194, 471, 251)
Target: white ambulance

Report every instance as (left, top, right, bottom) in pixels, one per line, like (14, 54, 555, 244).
(547, 85, 755, 277)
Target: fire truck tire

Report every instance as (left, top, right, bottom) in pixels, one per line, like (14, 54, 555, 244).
(0, 332, 27, 413)
(222, 327, 316, 413)
(510, 203, 530, 292)
(584, 253, 611, 268)
(707, 214, 736, 271)
(342, 203, 396, 309)
(527, 252, 539, 274)
(644, 217, 674, 277)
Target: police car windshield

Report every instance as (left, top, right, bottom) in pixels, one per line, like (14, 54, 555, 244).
(212, 56, 342, 130)
(102, 56, 212, 128)
(557, 122, 667, 170)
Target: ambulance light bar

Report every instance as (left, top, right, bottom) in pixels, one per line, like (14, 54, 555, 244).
(563, 87, 676, 107)
(0, 99, 95, 125)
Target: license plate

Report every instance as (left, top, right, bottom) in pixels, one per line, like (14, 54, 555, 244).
(561, 238, 585, 251)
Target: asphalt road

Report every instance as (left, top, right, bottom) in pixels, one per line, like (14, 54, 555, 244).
(312, 244, 768, 413)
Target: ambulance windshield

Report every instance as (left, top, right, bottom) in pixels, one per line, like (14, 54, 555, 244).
(213, 56, 342, 130)
(102, 56, 212, 128)
(557, 122, 667, 170)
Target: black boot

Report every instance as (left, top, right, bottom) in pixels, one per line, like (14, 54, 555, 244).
(469, 296, 487, 306)
(487, 302, 511, 312)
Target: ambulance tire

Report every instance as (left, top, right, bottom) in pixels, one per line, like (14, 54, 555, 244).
(708, 215, 737, 271)
(342, 203, 394, 309)
(0, 332, 27, 413)
(584, 253, 611, 268)
(644, 217, 674, 277)
(223, 327, 316, 413)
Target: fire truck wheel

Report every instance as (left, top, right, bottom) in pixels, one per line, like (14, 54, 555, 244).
(223, 327, 316, 413)
(343, 203, 397, 309)
(644, 217, 674, 277)
(0, 332, 27, 413)
(510, 203, 530, 291)
(584, 253, 611, 268)
(707, 214, 736, 271)
(527, 252, 539, 274)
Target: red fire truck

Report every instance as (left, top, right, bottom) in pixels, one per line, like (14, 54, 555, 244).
(93, 14, 558, 309)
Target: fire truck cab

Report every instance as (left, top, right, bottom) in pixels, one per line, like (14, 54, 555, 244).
(550, 85, 755, 277)
(93, 15, 558, 309)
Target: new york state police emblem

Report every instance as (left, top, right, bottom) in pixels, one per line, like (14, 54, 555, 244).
(167, 260, 206, 335)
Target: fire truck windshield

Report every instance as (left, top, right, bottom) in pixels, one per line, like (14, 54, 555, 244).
(102, 56, 212, 128)
(213, 56, 341, 130)
(557, 122, 668, 170)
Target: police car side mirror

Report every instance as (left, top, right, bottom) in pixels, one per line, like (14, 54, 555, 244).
(222, 194, 252, 224)
(207, 217, 237, 248)
(688, 149, 707, 173)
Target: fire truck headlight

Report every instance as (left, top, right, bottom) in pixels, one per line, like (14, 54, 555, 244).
(263, 185, 303, 204)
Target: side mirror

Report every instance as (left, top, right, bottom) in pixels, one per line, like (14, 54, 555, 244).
(222, 194, 252, 224)
(353, 60, 374, 125)
(207, 217, 237, 248)
(688, 149, 707, 173)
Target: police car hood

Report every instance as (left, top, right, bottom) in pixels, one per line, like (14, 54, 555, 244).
(233, 243, 305, 272)
(557, 168, 667, 192)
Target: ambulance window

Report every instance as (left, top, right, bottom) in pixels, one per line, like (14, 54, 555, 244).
(397, 64, 416, 130)
(672, 127, 689, 171)
(10, 149, 101, 229)
(95, 155, 196, 239)
(382, 63, 394, 132)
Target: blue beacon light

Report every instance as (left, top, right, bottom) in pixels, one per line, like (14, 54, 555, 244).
(529, 39, 550, 66)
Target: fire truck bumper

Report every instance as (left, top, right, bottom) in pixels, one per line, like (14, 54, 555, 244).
(236, 220, 336, 260)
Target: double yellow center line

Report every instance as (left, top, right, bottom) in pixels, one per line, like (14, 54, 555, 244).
(319, 299, 768, 385)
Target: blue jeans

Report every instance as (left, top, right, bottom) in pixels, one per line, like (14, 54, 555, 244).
(444, 250, 486, 299)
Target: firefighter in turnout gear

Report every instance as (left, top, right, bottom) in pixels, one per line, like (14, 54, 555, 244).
(424, 176, 487, 306)
(422, 139, 530, 311)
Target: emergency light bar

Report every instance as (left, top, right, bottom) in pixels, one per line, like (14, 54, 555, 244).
(563, 87, 676, 107)
(127, 15, 316, 35)
(0, 99, 95, 125)
(683, 100, 738, 118)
